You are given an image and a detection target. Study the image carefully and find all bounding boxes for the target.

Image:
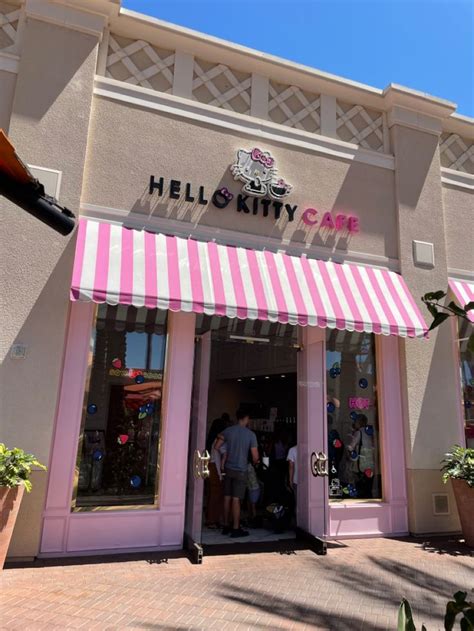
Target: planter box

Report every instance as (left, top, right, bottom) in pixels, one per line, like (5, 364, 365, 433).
(451, 479, 474, 548)
(0, 486, 24, 569)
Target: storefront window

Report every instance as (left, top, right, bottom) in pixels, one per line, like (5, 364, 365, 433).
(326, 331, 382, 501)
(73, 305, 167, 509)
(458, 318, 474, 448)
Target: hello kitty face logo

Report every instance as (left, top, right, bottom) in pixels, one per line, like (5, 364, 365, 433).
(230, 148, 293, 201)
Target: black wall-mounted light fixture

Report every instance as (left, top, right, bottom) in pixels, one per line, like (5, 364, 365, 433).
(0, 130, 76, 235)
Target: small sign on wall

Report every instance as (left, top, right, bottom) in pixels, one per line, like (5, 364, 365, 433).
(10, 343, 27, 359)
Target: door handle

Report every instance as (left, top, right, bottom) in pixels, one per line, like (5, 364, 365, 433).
(311, 451, 329, 477)
(193, 449, 211, 480)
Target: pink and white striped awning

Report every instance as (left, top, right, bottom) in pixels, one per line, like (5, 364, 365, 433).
(71, 219, 428, 338)
(449, 278, 474, 323)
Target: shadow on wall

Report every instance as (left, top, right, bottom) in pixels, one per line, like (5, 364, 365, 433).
(12, 21, 97, 121)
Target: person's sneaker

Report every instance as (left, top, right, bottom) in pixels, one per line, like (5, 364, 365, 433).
(230, 528, 249, 538)
(221, 526, 231, 535)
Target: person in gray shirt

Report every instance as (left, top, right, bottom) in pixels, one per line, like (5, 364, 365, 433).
(214, 407, 259, 538)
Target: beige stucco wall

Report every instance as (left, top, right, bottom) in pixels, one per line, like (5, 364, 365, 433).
(0, 18, 100, 558)
(442, 184, 474, 272)
(0, 69, 16, 132)
(82, 97, 398, 261)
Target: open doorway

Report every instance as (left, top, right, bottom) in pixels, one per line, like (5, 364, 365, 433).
(198, 317, 299, 546)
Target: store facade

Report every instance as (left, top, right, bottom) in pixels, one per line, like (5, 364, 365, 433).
(1, 0, 473, 560)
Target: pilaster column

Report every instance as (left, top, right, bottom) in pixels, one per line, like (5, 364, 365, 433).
(385, 86, 463, 534)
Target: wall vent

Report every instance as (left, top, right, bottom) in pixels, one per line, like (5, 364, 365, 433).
(432, 493, 450, 516)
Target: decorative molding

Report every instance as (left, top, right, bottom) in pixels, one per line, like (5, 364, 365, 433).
(79, 201, 400, 272)
(448, 268, 474, 282)
(106, 34, 175, 93)
(192, 57, 251, 114)
(0, 49, 18, 73)
(387, 105, 443, 136)
(320, 94, 336, 138)
(336, 101, 385, 152)
(172, 50, 193, 99)
(268, 81, 320, 133)
(439, 133, 474, 174)
(0, 2, 20, 53)
(250, 73, 268, 119)
(441, 167, 474, 191)
(94, 76, 396, 171)
(24, 0, 107, 40)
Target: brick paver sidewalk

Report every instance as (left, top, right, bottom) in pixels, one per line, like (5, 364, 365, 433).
(1, 536, 473, 630)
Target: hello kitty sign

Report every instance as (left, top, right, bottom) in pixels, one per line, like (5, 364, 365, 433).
(148, 146, 361, 230)
(230, 147, 293, 201)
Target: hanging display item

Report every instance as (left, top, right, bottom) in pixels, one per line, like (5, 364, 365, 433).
(364, 468, 374, 478)
(364, 425, 374, 436)
(350, 450, 359, 461)
(130, 475, 142, 488)
(117, 434, 129, 445)
(350, 411, 359, 421)
(112, 358, 122, 369)
(146, 403, 154, 415)
(92, 449, 103, 461)
(333, 438, 342, 448)
(87, 403, 98, 415)
(135, 375, 145, 384)
(329, 478, 343, 497)
(359, 378, 368, 389)
(138, 412, 147, 420)
(327, 402, 336, 413)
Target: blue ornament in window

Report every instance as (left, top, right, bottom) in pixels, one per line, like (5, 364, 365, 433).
(130, 475, 142, 488)
(350, 450, 359, 461)
(135, 375, 145, 384)
(364, 425, 374, 436)
(92, 449, 103, 461)
(327, 402, 335, 413)
(329, 368, 337, 379)
(146, 403, 155, 415)
(139, 405, 146, 414)
(350, 411, 358, 421)
(87, 403, 98, 415)
(464, 400, 472, 409)
(359, 378, 368, 389)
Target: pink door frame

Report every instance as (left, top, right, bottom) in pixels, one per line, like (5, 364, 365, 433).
(40, 302, 408, 556)
(40, 303, 197, 556)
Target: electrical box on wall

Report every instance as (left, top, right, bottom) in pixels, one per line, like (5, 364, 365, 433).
(413, 240, 435, 268)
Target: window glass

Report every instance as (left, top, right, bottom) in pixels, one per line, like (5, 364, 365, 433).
(73, 305, 167, 509)
(458, 318, 474, 448)
(326, 331, 382, 501)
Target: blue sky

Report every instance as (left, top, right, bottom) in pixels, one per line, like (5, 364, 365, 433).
(123, 0, 473, 117)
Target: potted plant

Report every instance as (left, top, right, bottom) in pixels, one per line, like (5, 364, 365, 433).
(0, 443, 46, 569)
(441, 446, 474, 547)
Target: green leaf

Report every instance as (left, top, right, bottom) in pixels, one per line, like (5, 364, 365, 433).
(460, 616, 473, 631)
(398, 599, 417, 631)
(431, 290, 447, 301)
(454, 592, 468, 606)
(448, 302, 469, 317)
(464, 301, 474, 312)
(445, 602, 459, 630)
(429, 311, 450, 331)
(426, 303, 439, 318)
(463, 609, 474, 624)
